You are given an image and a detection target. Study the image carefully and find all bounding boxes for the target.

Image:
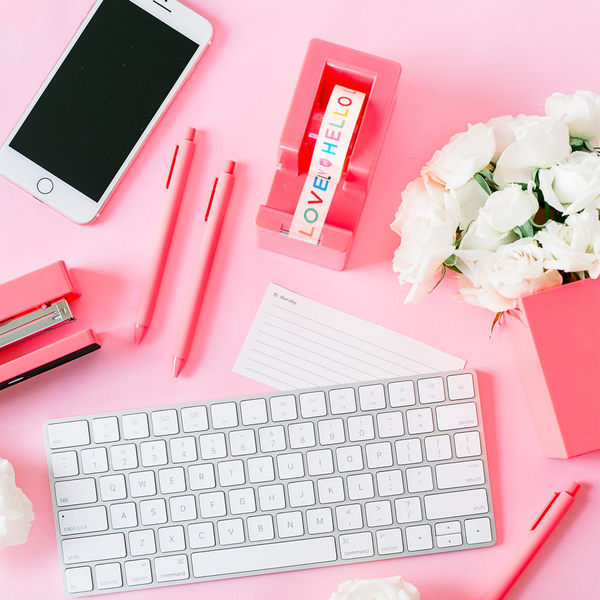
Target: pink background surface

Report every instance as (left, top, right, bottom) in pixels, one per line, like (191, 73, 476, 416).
(1, 1, 599, 599)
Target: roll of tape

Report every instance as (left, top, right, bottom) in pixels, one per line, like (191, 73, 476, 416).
(288, 85, 366, 244)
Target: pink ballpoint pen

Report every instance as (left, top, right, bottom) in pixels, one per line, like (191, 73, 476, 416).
(172, 160, 236, 377)
(134, 127, 197, 345)
(482, 481, 581, 600)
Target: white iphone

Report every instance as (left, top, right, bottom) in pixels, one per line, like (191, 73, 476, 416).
(0, 0, 213, 224)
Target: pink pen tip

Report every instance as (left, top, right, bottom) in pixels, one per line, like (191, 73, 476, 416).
(172, 356, 186, 378)
(223, 160, 236, 175)
(566, 481, 581, 497)
(134, 324, 149, 345)
(184, 127, 196, 142)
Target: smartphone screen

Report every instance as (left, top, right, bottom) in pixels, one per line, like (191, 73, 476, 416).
(9, 0, 199, 202)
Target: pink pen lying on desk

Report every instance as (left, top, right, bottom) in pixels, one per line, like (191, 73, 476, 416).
(134, 127, 197, 345)
(482, 481, 581, 600)
(172, 161, 237, 377)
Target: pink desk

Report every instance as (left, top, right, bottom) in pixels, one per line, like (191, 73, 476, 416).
(1, 1, 599, 598)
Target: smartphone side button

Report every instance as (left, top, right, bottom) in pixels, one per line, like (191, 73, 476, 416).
(37, 178, 54, 194)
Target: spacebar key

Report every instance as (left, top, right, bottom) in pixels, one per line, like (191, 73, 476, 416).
(192, 537, 337, 578)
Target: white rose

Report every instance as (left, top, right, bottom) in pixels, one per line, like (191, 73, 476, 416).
(329, 577, 420, 600)
(391, 178, 457, 303)
(0, 458, 34, 550)
(536, 212, 600, 277)
(545, 90, 600, 141)
(443, 177, 490, 230)
(538, 151, 600, 215)
(494, 115, 571, 187)
(477, 183, 539, 234)
(486, 115, 516, 163)
(421, 122, 496, 190)
(455, 238, 563, 312)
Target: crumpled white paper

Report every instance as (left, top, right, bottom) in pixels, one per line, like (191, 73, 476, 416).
(329, 576, 420, 600)
(0, 458, 34, 549)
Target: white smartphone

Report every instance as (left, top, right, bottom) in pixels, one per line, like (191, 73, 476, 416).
(0, 0, 213, 224)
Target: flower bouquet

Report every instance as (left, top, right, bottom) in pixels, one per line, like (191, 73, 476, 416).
(390, 90, 600, 458)
(391, 90, 600, 330)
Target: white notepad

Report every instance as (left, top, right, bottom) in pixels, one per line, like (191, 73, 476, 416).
(234, 283, 465, 390)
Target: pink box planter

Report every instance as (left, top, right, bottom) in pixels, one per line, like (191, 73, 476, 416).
(507, 277, 600, 459)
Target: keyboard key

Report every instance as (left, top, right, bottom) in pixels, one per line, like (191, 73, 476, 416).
(217, 518, 245, 545)
(424, 489, 489, 520)
(229, 430, 257, 456)
(405, 524, 433, 551)
(270, 394, 298, 421)
(181, 406, 209, 432)
(339, 532, 373, 560)
(124, 559, 152, 586)
(65, 566, 93, 593)
(436, 402, 478, 431)
(435, 460, 485, 489)
(454, 431, 482, 457)
(121, 414, 149, 440)
(329, 388, 356, 414)
(288, 422, 316, 448)
(48, 421, 90, 449)
(140, 440, 168, 467)
(276, 511, 304, 538)
(211, 402, 238, 429)
(358, 384, 386, 410)
(51, 451, 79, 478)
(247, 515, 274, 541)
(447, 373, 475, 400)
(406, 466, 434, 492)
(395, 497, 422, 523)
(169, 495, 197, 522)
(199, 433, 227, 459)
(465, 517, 493, 544)
(365, 441, 393, 468)
(365, 500, 392, 526)
(188, 464, 216, 490)
(336, 446, 363, 472)
(170, 437, 198, 463)
(376, 470, 404, 496)
(58, 506, 108, 536)
(158, 467, 186, 494)
(258, 484, 285, 510)
(139, 499, 167, 525)
(188, 522, 215, 548)
(55, 478, 97, 507)
(99, 474, 126, 501)
(151, 409, 179, 436)
(95, 562, 123, 590)
(406, 408, 434, 434)
(347, 473, 374, 500)
(110, 444, 138, 471)
(81, 448, 108, 474)
(129, 471, 156, 498)
(129, 529, 156, 556)
(306, 507, 333, 534)
(376, 412, 404, 438)
(435, 521, 461, 536)
(217, 460, 245, 486)
(110, 502, 138, 529)
(388, 381, 416, 406)
(288, 481, 315, 507)
(318, 419, 345, 445)
(155, 555, 189, 582)
(247, 456, 275, 483)
(395, 439, 422, 465)
(277, 453, 305, 479)
(240, 398, 268, 425)
(299, 391, 327, 418)
(229, 488, 256, 514)
(317, 477, 345, 503)
(62, 532, 126, 564)
(191, 538, 337, 577)
(158, 525, 186, 552)
(259, 426, 286, 452)
(436, 533, 463, 548)
(347, 415, 375, 441)
(376, 528, 403, 555)
(417, 377, 445, 403)
(306, 449, 334, 476)
(424, 435, 452, 461)
(336, 504, 363, 531)
(92, 416, 120, 444)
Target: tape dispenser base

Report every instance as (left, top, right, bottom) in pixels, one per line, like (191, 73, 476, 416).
(255, 38, 401, 270)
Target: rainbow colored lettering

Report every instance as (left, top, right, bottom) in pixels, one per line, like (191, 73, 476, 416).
(289, 85, 365, 244)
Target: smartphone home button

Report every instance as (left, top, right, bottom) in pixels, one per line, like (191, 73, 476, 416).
(37, 178, 54, 194)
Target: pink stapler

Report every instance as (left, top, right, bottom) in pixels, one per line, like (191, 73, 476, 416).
(0, 261, 100, 390)
(255, 39, 401, 270)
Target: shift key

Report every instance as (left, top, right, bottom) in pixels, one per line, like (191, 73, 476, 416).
(62, 533, 126, 564)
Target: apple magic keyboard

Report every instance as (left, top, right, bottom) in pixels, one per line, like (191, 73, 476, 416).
(44, 369, 495, 596)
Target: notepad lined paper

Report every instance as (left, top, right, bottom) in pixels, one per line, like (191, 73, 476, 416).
(233, 283, 465, 391)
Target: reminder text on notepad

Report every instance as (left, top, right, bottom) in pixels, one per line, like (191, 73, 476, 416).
(233, 284, 465, 391)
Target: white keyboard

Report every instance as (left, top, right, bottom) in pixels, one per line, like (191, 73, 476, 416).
(44, 369, 495, 596)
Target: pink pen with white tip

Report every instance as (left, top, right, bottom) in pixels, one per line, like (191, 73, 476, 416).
(172, 160, 236, 377)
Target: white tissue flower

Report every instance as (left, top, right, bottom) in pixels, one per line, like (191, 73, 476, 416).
(545, 90, 600, 141)
(329, 576, 420, 600)
(0, 458, 34, 549)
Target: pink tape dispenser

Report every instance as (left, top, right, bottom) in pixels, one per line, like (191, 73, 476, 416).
(255, 39, 401, 270)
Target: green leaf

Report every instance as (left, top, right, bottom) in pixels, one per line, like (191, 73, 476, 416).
(570, 136, 584, 149)
(473, 172, 492, 196)
(584, 140, 595, 152)
(513, 219, 535, 239)
(429, 265, 447, 294)
(444, 254, 457, 267)
(489, 311, 504, 337)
